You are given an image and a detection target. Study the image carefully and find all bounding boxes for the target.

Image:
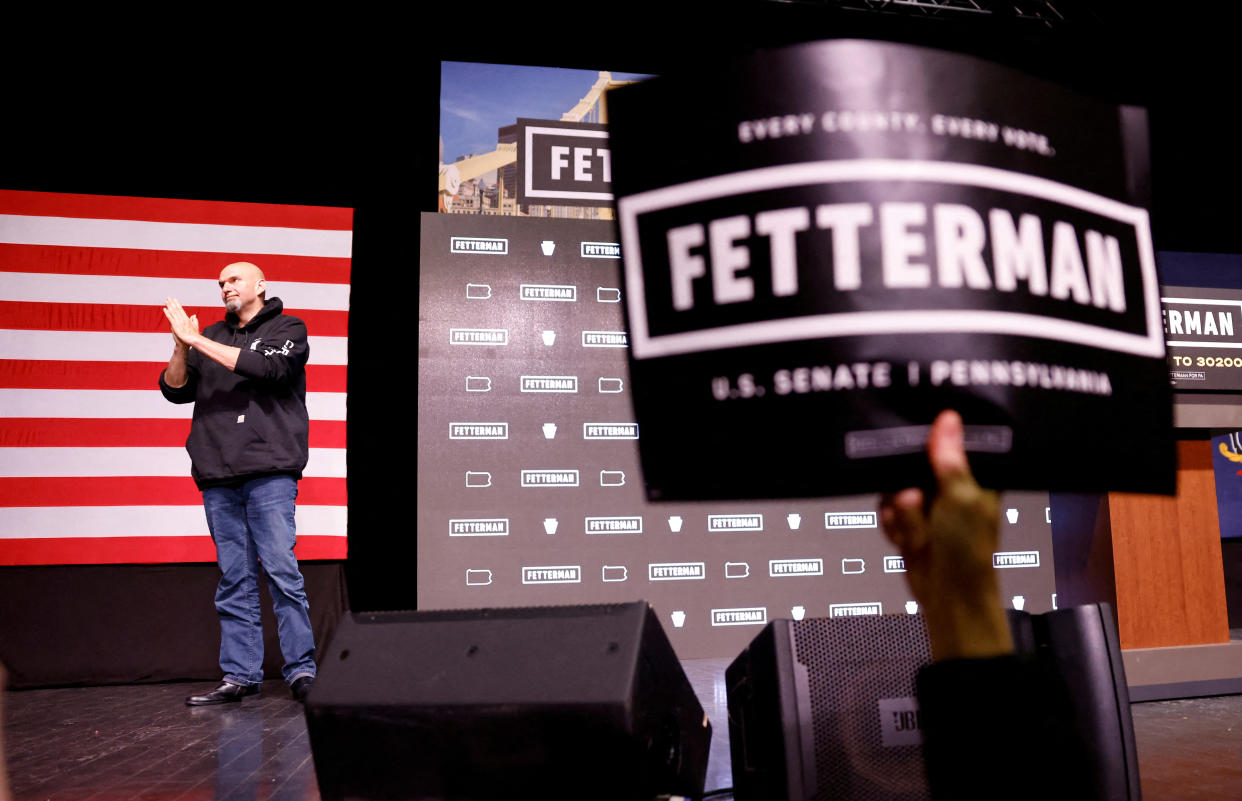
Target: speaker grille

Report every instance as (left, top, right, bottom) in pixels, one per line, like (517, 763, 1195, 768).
(793, 615, 933, 801)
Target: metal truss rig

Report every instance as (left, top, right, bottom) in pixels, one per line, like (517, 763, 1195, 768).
(768, 0, 1088, 29)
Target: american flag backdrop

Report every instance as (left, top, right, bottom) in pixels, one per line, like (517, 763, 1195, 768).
(0, 189, 351, 565)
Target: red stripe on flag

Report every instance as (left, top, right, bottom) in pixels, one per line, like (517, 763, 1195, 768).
(0, 360, 348, 392)
(0, 189, 354, 230)
(0, 418, 191, 446)
(0, 301, 349, 336)
(0, 244, 351, 283)
(0, 419, 346, 448)
(0, 534, 347, 565)
(0, 476, 347, 507)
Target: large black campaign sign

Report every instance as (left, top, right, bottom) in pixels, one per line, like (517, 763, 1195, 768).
(607, 40, 1175, 499)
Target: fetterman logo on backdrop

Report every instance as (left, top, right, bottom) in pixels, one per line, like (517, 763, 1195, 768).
(450, 236, 508, 254)
(708, 514, 764, 532)
(520, 376, 578, 393)
(993, 550, 1040, 568)
(583, 423, 639, 439)
(769, 558, 824, 577)
(826, 511, 878, 529)
(521, 284, 577, 302)
(515, 118, 612, 206)
(586, 516, 643, 534)
(830, 602, 883, 617)
(521, 566, 582, 584)
(450, 328, 508, 346)
(449, 518, 509, 537)
(582, 241, 621, 259)
(582, 331, 628, 348)
(449, 422, 508, 440)
(711, 607, 767, 626)
(521, 470, 579, 487)
(649, 562, 706, 580)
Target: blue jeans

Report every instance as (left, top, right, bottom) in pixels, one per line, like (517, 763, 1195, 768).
(202, 474, 316, 686)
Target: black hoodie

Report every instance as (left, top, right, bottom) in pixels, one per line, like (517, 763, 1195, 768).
(160, 297, 310, 489)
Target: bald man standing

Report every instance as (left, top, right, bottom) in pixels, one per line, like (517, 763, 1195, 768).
(161, 262, 317, 705)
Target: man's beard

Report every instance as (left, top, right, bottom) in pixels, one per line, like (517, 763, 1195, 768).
(225, 298, 242, 314)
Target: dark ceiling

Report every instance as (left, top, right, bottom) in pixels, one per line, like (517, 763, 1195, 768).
(5, 1, 1236, 254)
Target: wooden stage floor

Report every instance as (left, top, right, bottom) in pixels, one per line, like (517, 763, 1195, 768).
(5, 658, 1241, 800)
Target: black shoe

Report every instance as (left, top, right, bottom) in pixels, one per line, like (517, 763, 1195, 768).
(290, 675, 314, 702)
(185, 682, 260, 706)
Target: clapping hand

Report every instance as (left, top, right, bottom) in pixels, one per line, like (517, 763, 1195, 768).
(163, 298, 200, 350)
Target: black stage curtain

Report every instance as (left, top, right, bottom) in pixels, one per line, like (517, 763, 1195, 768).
(0, 562, 346, 689)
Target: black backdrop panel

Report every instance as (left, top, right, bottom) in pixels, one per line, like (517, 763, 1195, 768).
(0, 563, 345, 689)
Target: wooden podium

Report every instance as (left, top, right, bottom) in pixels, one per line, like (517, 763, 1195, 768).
(1051, 440, 1240, 700)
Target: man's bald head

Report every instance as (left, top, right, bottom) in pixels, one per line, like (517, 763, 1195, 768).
(222, 261, 266, 284)
(219, 262, 268, 324)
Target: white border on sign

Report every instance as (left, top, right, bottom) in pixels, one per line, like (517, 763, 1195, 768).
(618, 159, 1164, 360)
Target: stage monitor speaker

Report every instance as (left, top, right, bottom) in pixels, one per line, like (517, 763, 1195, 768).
(304, 601, 711, 801)
(725, 603, 1139, 801)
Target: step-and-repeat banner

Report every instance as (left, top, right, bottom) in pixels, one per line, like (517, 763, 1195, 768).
(417, 212, 1054, 657)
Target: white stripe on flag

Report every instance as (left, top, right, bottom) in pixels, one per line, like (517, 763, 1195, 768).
(0, 214, 354, 258)
(0, 272, 351, 310)
(0, 389, 346, 421)
(0, 447, 347, 478)
(0, 504, 348, 539)
(0, 330, 348, 365)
